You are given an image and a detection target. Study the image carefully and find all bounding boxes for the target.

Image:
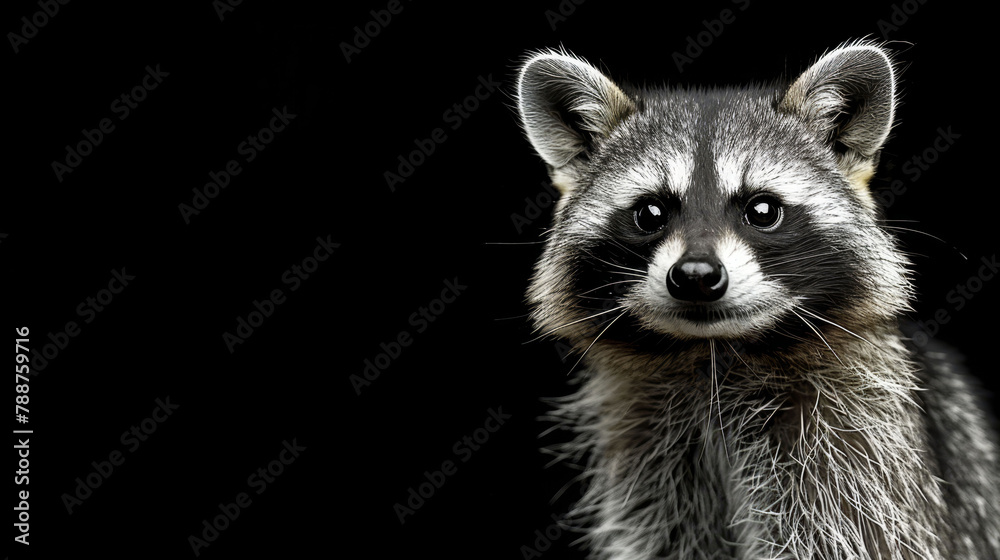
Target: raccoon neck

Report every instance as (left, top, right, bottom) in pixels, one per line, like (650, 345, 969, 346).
(557, 327, 948, 559)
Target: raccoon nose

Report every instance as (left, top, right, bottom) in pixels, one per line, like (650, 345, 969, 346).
(667, 256, 728, 302)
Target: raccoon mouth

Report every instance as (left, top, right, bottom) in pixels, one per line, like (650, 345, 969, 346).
(673, 304, 735, 324)
(645, 302, 773, 339)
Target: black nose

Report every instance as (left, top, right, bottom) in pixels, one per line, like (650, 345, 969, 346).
(667, 255, 728, 302)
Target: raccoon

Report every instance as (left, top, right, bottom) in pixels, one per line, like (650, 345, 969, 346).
(515, 41, 1000, 559)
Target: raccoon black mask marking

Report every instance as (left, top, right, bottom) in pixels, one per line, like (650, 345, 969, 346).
(516, 41, 1000, 560)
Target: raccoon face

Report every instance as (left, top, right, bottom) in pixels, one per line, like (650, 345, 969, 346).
(517, 43, 911, 356)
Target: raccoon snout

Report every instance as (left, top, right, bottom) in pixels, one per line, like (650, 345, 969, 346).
(667, 255, 728, 302)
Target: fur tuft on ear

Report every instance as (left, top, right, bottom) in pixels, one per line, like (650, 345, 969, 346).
(779, 40, 897, 207)
(516, 49, 636, 194)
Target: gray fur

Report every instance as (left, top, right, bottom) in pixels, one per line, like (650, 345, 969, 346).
(516, 41, 1000, 559)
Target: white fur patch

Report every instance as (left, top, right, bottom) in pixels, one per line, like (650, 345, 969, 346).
(607, 151, 693, 209)
(714, 151, 743, 198)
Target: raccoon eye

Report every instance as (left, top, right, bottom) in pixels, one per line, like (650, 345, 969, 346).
(744, 194, 783, 231)
(633, 200, 668, 233)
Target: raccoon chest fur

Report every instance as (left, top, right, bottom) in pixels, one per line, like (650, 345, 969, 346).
(557, 337, 948, 560)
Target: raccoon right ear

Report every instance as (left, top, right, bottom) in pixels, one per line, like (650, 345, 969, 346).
(516, 50, 636, 194)
(778, 41, 897, 200)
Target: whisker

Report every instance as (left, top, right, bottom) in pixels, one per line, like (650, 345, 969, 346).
(880, 226, 967, 260)
(607, 237, 650, 262)
(577, 279, 644, 297)
(567, 308, 630, 377)
(758, 252, 839, 269)
(605, 271, 648, 279)
(790, 308, 844, 366)
(794, 305, 875, 347)
(722, 339, 762, 382)
(757, 246, 837, 262)
(582, 250, 647, 275)
(493, 312, 532, 321)
(711, 339, 731, 465)
(525, 305, 627, 343)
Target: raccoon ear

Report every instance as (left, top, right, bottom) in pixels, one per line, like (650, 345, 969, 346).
(779, 41, 896, 197)
(517, 50, 636, 194)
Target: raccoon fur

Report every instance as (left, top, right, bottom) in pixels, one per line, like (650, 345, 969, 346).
(515, 41, 1000, 559)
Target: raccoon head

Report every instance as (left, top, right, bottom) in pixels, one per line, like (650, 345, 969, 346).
(516, 42, 911, 363)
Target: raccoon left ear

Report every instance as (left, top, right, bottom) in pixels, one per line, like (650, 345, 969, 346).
(516, 49, 636, 194)
(779, 41, 896, 197)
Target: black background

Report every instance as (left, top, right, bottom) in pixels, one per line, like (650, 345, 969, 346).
(6, 1, 996, 558)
